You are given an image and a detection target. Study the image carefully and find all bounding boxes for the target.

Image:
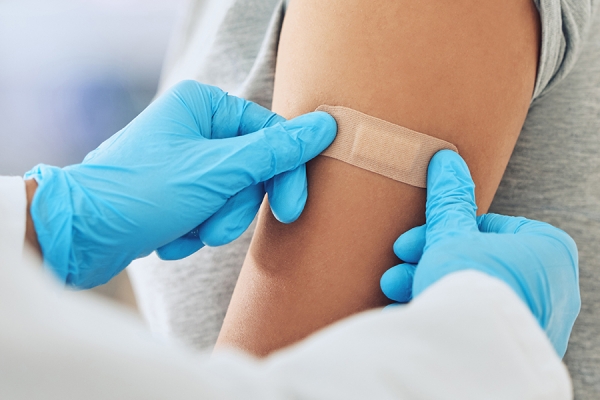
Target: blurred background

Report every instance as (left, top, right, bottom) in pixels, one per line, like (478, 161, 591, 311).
(0, 0, 187, 308)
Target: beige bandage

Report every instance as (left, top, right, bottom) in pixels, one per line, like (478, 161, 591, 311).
(317, 105, 459, 188)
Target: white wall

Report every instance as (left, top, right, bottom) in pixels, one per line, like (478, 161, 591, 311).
(0, 0, 186, 175)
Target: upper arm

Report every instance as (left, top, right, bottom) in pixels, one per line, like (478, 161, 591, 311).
(215, 0, 541, 356)
(273, 0, 540, 209)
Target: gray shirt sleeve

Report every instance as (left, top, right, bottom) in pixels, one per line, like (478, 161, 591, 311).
(531, 0, 596, 101)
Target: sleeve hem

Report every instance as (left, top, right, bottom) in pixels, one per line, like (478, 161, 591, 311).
(0, 176, 27, 262)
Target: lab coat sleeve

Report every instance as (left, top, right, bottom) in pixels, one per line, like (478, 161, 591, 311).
(0, 176, 26, 263)
(0, 176, 572, 400)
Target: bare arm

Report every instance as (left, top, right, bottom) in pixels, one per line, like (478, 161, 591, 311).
(216, 0, 540, 356)
(25, 179, 41, 254)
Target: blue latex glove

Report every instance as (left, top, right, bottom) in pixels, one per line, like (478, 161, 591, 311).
(380, 150, 580, 357)
(25, 80, 336, 288)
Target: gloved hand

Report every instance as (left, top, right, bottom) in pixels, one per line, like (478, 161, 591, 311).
(25, 80, 336, 288)
(380, 150, 580, 357)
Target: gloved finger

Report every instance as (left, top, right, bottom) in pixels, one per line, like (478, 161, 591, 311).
(425, 150, 478, 242)
(393, 225, 426, 263)
(478, 213, 578, 262)
(156, 228, 205, 260)
(156, 185, 263, 257)
(165, 81, 285, 139)
(266, 165, 307, 223)
(212, 111, 336, 193)
(380, 263, 417, 303)
(207, 84, 309, 224)
(198, 184, 264, 246)
(477, 213, 562, 237)
(477, 213, 531, 234)
(204, 84, 286, 138)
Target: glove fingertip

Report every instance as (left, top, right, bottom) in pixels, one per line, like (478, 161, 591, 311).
(267, 165, 308, 224)
(198, 206, 257, 246)
(393, 225, 426, 263)
(198, 219, 245, 247)
(477, 213, 532, 234)
(269, 187, 306, 223)
(198, 185, 262, 246)
(311, 110, 338, 134)
(156, 238, 204, 261)
(380, 264, 416, 303)
(271, 201, 305, 223)
(199, 227, 240, 247)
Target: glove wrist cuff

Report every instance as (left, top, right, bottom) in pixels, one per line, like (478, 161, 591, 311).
(24, 165, 74, 284)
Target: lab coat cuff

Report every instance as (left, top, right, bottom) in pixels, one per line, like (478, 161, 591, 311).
(0, 176, 27, 261)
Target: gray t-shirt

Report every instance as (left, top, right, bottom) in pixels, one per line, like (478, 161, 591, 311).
(128, 1, 600, 397)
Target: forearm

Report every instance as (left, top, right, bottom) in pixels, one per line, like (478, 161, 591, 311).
(217, 0, 540, 356)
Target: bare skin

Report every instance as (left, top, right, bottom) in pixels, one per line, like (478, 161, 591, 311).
(25, 179, 41, 254)
(216, 0, 541, 356)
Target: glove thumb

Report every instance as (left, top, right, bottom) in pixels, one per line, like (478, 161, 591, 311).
(213, 111, 337, 193)
(425, 150, 478, 245)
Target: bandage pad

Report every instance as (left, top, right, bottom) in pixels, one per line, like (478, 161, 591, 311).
(317, 105, 459, 188)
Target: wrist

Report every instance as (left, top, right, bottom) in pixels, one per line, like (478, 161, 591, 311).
(24, 165, 75, 283)
(25, 179, 41, 255)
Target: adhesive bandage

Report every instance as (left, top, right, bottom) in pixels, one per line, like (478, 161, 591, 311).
(317, 105, 459, 188)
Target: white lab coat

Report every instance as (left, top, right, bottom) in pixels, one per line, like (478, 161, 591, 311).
(0, 176, 572, 399)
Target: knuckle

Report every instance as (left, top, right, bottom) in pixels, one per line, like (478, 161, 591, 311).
(172, 79, 202, 93)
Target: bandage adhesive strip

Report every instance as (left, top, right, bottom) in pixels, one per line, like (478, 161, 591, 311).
(317, 105, 459, 188)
